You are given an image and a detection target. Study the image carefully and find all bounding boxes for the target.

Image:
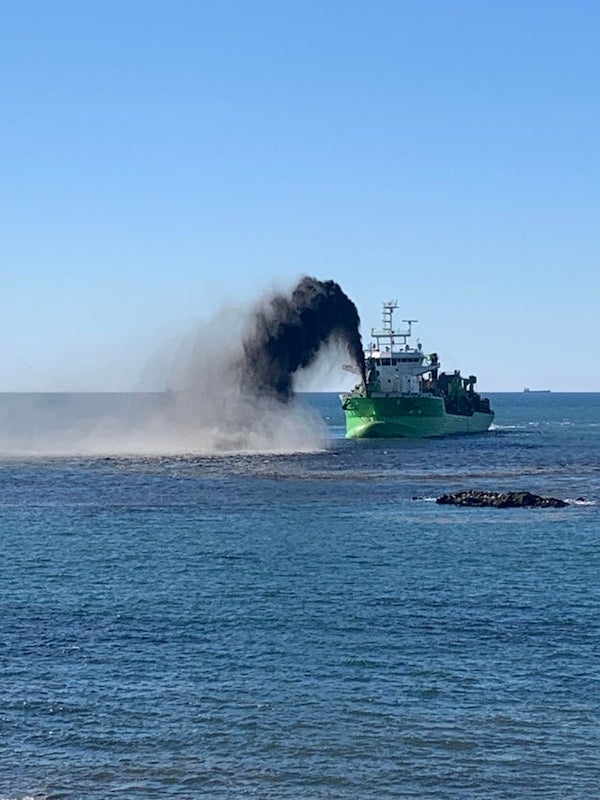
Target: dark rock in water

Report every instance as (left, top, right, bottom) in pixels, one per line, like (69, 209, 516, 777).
(436, 490, 568, 508)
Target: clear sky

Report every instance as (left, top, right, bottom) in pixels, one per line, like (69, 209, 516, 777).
(2, 0, 599, 391)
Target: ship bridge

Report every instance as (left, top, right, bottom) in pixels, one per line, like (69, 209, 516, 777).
(364, 302, 438, 394)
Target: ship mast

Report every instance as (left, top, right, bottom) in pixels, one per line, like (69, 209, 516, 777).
(371, 301, 416, 351)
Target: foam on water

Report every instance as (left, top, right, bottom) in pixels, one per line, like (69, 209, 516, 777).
(0, 392, 328, 456)
(0, 796, 47, 800)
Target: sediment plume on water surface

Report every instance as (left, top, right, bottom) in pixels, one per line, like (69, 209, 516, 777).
(0, 277, 364, 456)
(240, 276, 366, 401)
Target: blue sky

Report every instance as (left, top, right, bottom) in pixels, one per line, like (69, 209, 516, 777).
(2, 0, 599, 391)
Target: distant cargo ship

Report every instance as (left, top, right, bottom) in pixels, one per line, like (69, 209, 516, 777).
(523, 388, 551, 393)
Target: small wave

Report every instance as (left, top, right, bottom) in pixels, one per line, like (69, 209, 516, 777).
(566, 498, 597, 506)
(490, 423, 521, 430)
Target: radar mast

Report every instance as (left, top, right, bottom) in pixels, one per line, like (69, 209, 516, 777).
(371, 301, 416, 350)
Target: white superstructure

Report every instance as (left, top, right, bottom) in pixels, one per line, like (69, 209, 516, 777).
(361, 301, 438, 395)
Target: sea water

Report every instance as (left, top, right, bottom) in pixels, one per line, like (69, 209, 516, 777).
(1, 392, 599, 799)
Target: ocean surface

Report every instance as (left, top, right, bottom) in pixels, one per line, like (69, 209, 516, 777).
(1, 392, 599, 799)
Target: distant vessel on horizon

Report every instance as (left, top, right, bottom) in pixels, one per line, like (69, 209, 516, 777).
(523, 388, 551, 393)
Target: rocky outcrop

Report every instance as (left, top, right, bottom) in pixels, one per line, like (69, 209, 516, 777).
(436, 490, 568, 508)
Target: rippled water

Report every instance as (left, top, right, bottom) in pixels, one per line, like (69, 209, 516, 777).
(1, 393, 599, 799)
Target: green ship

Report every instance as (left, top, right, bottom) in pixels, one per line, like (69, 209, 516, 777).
(341, 301, 494, 438)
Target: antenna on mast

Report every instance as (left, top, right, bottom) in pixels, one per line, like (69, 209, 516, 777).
(403, 319, 418, 337)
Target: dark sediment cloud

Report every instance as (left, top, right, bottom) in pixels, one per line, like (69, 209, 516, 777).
(241, 276, 366, 401)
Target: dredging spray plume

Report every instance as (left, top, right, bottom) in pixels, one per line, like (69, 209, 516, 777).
(0, 277, 366, 456)
(241, 276, 367, 401)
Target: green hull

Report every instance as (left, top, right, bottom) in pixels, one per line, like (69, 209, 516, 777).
(342, 395, 494, 439)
